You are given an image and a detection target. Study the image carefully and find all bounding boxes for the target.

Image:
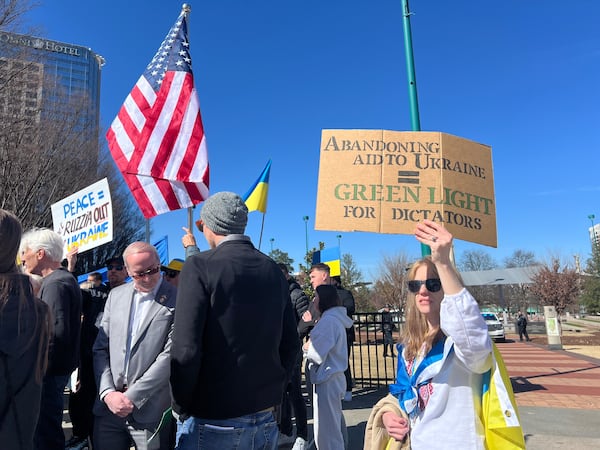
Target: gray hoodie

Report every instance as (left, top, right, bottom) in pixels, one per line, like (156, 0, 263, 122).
(306, 306, 354, 384)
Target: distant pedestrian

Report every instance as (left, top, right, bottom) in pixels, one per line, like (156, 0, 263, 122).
(517, 311, 531, 342)
(381, 307, 396, 357)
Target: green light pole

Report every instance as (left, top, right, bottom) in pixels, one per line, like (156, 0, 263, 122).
(401, 0, 430, 257)
(269, 238, 275, 252)
(589, 214, 597, 251)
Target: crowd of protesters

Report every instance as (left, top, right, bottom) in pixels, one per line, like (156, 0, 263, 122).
(1, 202, 524, 450)
(0, 193, 360, 450)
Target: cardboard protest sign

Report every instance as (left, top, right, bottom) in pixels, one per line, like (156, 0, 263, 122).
(51, 178, 113, 253)
(315, 130, 497, 247)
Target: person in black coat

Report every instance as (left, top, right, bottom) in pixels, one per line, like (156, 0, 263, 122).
(277, 263, 309, 448)
(517, 311, 531, 342)
(171, 192, 299, 449)
(0, 210, 51, 450)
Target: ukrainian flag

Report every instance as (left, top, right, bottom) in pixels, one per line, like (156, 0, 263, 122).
(311, 247, 341, 277)
(481, 344, 526, 449)
(243, 160, 271, 213)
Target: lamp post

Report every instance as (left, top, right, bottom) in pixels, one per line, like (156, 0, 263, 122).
(589, 214, 597, 251)
(336, 234, 342, 253)
(303, 216, 310, 256)
(269, 238, 275, 252)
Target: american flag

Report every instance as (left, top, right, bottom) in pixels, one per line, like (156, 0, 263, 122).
(106, 7, 209, 218)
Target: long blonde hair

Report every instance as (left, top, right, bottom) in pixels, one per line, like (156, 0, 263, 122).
(400, 257, 445, 361)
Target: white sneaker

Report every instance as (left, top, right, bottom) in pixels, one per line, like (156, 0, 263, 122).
(343, 391, 352, 402)
(292, 437, 308, 450)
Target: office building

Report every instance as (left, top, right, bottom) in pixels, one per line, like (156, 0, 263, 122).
(0, 31, 104, 131)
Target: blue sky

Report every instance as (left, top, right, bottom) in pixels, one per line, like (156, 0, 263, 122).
(28, 0, 600, 279)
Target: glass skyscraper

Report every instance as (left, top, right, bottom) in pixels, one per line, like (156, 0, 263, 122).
(0, 31, 104, 132)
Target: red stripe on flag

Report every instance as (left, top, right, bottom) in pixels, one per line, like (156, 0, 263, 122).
(148, 72, 190, 178)
(176, 106, 204, 180)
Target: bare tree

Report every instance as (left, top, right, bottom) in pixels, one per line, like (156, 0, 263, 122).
(457, 249, 498, 272)
(0, 79, 99, 228)
(0, 0, 39, 32)
(0, 2, 145, 274)
(504, 249, 538, 268)
(529, 258, 581, 317)
(371, 253, 412, 315)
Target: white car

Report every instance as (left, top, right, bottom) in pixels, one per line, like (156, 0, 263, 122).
(482, 312, 505, 342)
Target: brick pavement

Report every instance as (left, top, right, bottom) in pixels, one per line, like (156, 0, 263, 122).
(497, 339, 600, 410)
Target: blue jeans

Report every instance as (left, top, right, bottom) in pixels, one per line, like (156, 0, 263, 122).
(175, 410, 278, 450)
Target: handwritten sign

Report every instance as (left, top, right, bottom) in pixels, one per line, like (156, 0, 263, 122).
(315, 130, 497, 247)
(51, 178, 113, 253)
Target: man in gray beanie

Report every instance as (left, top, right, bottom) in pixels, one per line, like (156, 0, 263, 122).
(170, 192, 299, 450)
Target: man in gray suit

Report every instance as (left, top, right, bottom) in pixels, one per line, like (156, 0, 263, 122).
(93, 241, 176, 450)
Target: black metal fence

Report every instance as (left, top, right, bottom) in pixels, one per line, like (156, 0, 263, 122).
(349, 312, 402, 388)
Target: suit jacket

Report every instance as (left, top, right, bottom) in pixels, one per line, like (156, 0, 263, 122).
(93, 278, 176, 426)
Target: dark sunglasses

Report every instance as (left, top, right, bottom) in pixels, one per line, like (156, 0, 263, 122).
(165, 270, 179, 278)
(131, 266, 161, 280)
(107, 264, 124, 271)
(407, 278, 442, 293)
(195, 219, 204, 232)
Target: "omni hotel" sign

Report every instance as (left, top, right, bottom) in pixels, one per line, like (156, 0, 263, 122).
(0, 32, 83, 56)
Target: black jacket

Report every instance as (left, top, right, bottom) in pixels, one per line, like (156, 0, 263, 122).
(39, 267, 82, 375)
(288, 278, 309, 324)
(0, 274, 50, 450)
(170, 237, 299, 420)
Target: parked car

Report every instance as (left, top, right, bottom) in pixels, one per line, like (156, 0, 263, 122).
(482, 312, 505, 342)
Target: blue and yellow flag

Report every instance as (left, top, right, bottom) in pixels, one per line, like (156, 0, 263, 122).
(312, 246, 341, 277)
(481, 344, 526, 449)
(243, 160, 271, 213)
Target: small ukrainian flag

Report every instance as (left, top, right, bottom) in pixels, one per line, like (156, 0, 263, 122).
(243, 160, 271, 213)
(312, 247, 341, 277)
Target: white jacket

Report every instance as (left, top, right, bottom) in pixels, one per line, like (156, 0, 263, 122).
(404, 288, 492, 450)
(306, 306, 354, 384)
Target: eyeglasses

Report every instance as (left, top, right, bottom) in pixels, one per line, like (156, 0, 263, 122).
(131, 266, 161, 280)
(165, 270, 179, 279)
(407, 278, 442, 293)
(195, 219, 204, 232)
(107, 265, 124, 271)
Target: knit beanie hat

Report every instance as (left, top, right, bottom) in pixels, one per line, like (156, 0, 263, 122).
(0, 209, 22, 274)
(200, 192, 248, 235)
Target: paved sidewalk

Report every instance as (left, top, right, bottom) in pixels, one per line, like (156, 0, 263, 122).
(64, 338, 600, 449)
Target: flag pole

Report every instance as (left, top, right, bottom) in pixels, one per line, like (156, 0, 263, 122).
(183, 3, 195, 238)
(401, 0, 430, 257)
(258, 213, 266, 250)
